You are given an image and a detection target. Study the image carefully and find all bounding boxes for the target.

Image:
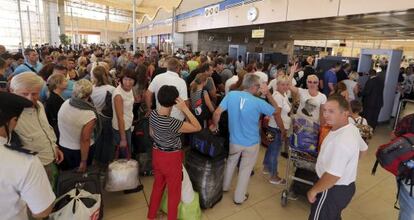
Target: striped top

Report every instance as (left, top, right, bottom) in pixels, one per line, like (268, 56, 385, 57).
(149, 110, 184, 151)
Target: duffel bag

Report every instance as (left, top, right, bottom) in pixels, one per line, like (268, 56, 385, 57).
(191, 128, 225, 158)
(105, 146, 139, 192)
(372, 133, 414, 176)
(50, 188, 101, 220)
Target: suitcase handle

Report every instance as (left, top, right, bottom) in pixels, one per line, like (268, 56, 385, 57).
(114, 145, 131, 160)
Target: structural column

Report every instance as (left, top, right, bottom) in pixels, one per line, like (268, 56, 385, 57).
(132, 0, 136, 53)
(58, 0, 65, 37)
(17, 0, 25, 52)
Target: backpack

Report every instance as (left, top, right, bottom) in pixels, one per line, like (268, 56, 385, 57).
(101, 91, 113, 118)
(372, 133, 414, 176)
(353, 117, 373, 140)
(394, 113, 414, 137)
(372, 133, 414, 209)
(192, 90, 211, 123)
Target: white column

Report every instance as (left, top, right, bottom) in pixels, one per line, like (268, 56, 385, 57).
(35, 0, 43, 44)
(132, 0, 136, 53)
(105, 6, 109, 44)
(17, 0, 25, 52)
(70, 7, 75, 45)
(76, 17, 80, 45)
(171, 7, 176, 54)
(27, 6, 33, 48)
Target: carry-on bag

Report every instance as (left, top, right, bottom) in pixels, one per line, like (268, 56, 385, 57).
(105, 146, 139, 192)
(50, 188, 101, 220)
(185, 149, 225, 209)
(191, 128, 225, 158)
(372, 133, 414, 176)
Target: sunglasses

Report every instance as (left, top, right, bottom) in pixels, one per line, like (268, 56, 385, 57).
(307, 81, 319, 84)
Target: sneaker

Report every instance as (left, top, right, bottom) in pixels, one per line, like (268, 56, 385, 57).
(262, 169, 270, 175)
(233, 193, 249, 205)
(269, 178, 286, 185)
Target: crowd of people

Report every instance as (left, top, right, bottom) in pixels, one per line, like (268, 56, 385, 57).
(0, 42, 412, 220)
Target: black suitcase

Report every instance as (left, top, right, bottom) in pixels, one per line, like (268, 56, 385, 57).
(132, 118, 154, 176)
(56, 167, 103, 219)
(185, 149, 225, 209)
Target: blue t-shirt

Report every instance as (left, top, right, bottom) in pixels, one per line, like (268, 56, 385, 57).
(219, 91, 275, 147)
(13, 62, 43, 76)
(323, 70, 337, 96)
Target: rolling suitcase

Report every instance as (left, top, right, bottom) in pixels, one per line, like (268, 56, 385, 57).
(185, 149, 225, 209)
(132, 118, 154, 176)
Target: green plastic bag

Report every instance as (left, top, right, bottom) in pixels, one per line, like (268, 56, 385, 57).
(161, 191, 202, 220)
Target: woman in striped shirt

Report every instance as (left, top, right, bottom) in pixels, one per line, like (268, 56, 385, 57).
(147, 85, 201, 220)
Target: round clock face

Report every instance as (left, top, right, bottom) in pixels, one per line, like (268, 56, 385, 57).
(247, 7, 258, 22)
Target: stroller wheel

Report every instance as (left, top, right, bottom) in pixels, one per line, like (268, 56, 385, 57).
(281, 190, 288, 207)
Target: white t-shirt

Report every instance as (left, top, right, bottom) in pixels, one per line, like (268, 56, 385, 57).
(342, 79, 357, 101)
(268, 91, 292, 129)
(297, 88, 327, 123)
(58, 100, 96, 150)
(348, 116, 368, 126)
(0, 137, 55, 220)
(148, 71, 188, 121)
(91, 85, 115, 113)
(225, 75, 238, 95)
(254, 71, 268, 84)
(112, 85, 135, 130)
(316, 123, 368, 185)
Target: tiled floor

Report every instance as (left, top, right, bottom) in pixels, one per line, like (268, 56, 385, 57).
(103, 123, 401, 220)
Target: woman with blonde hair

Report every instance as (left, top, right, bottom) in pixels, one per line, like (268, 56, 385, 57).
(91, 65, 116, 167)
(342, 71, 360, 101)
(263, 75, 291, 184)
(58, 79, 100, 172)
(190, 73, 215, 127)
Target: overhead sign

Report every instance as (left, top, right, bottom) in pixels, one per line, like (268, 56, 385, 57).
(252, 29, 265, 38)
(205, 4, 220, 17)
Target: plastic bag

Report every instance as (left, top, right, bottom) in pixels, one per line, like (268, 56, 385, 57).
(185, 150, 224, 209)
(105, 159, 139, 192)
(181, 166, 194, 204)
(50, 188, 101, 220)
(161, 191, 202, 220)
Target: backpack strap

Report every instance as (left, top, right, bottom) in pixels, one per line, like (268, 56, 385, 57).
(371, 159, 379, 175)
(24, 63, 37, 73)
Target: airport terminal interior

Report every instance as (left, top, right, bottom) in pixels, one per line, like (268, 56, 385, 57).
(2, 0, 414, 220)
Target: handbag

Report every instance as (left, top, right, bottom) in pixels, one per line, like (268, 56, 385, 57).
(105, 146, 139, 192)
(50, 188, 101, 220)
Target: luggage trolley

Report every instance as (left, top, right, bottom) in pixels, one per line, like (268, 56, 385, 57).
(280, 145, 317, 206)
